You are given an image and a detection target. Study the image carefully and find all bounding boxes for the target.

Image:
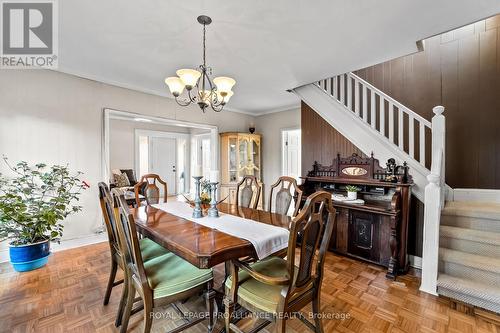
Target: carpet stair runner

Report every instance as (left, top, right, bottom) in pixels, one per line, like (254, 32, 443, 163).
(437, 201, 500, 314)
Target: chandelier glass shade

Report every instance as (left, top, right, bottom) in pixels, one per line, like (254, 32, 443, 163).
(165, 15, 236, 112)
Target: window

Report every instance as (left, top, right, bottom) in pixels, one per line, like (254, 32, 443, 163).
(282, 129, 301, 179)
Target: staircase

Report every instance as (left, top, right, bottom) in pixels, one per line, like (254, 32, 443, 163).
(292, 72, 500, 316)
(293, 72, 444, 202)
(438, 201, 500, 314)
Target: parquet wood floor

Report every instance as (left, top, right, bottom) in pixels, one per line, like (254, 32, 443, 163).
(0, 242, 499, 333)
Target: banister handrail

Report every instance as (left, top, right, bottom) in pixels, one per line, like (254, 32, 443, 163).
(347, 72, 432, 128)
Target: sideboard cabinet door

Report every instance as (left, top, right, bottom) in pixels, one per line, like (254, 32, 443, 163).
(348, 210, 380, 262)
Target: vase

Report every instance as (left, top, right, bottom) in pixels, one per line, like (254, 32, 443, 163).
(347, 191, 357, 200)
(9, 239, 50, 272)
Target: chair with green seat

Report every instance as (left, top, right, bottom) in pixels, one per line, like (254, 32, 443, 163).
(115, 194, 216, 333)
(98, 182, 169, 327)
(224, 191, 336, 333)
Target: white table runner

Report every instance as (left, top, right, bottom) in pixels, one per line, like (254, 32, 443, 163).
(152, 201, 289, 259)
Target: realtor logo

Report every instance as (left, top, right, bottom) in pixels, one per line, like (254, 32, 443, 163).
(1, 0, 58, 68)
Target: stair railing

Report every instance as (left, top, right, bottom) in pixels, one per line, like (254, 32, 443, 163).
(420, 106, 446, 295)
(317, 72, 432, 169)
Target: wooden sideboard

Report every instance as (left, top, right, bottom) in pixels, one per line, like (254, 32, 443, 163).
(299, 153, 412, 279)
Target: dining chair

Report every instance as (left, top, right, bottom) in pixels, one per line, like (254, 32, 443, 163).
(115, 194, 216, 333)
(134, 173, 168, 206)
(98, 183, 169, 327)
(224, 191, 336, 333)
(235, 175, 261, 209)
(268, 176, 303, 217)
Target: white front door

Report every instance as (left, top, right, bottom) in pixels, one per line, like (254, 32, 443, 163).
(282, 129, 301, 179)
(149, 137, 177, 195)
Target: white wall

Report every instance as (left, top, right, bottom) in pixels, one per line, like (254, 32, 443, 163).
(254, 108, 301, 208)
(0, 70, 255, 242)
(109, 118, 189, 172)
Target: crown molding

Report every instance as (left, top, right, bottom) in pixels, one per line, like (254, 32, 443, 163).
(49, 67, 256, 116)
(254, 103, 301, 116)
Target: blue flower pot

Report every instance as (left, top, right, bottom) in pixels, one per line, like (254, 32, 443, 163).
(9, 240, 51, 272)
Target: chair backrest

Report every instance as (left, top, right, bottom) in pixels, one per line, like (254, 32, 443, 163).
(286, 191, 336, 293)
(268, 176, 303, 216)
(134, 173, 168, 206)
(235, 175, 261, 209)
(98, 182, 121, 255)
(115, 193, 150, 291)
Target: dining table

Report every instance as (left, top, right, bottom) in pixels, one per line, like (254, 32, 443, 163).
(130, 202, 292, 269)
(130, 201, 292, 332)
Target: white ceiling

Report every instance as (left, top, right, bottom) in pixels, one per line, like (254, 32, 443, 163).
(58, 0, 500, 115)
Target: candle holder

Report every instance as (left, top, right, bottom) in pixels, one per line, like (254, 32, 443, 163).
(208, 182, 219, 218)
(192, 176, 203, 218)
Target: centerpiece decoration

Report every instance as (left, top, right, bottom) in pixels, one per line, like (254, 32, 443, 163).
(0, 157, 89, 271)
(184, 168, 225, 217)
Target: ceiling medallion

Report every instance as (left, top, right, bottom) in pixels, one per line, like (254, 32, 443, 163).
(165, 15, 236, 113)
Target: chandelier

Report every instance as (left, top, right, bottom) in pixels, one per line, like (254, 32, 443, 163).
(164, 15, 236, 113)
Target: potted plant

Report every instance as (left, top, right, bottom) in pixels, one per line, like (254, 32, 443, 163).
(0, 157, 88, 272)
(345, 185, 361, 200)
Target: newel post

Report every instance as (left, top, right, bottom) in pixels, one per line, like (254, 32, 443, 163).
(420, 106, 445, 295)
(431, 106, 446, 204)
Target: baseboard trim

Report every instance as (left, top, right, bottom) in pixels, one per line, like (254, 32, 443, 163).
(0, 233, 108, 263)
(409, 255, 422, 270)
(451, 188, 500, 203)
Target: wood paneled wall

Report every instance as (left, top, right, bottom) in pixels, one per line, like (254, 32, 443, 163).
(301, 101, 365, 175)
(354, 15, 500, 189)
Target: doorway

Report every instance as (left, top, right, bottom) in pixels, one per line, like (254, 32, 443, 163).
(149, 137, 177, 195)
(103, 108, 219, 197)
(281, 128, 301, 179)
(135, 130, 188, 196)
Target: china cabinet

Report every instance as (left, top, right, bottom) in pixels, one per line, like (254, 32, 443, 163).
(220, 132, 262, 208)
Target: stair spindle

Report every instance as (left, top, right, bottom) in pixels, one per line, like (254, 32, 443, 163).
(389, 105, 395, 144)
(398, 107, 404, 149)
(371, 90, 376, 129)
(420, 122, 426, 166)
(340, 75, 345, 105)
(354, 78, 360, 116)
(347, 75, 352, 111)
(333, 76, 338, 101)
(409, 116, 415, 158)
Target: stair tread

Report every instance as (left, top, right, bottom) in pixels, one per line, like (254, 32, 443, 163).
(443, 201, 500, 220)
(439, 248, 500, 274)
(438, 274, 500, 301)
(440, 225, 500, 245)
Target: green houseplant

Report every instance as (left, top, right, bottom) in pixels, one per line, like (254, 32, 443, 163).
(345, 185, 361, 200)
(0, 157, 88, 271)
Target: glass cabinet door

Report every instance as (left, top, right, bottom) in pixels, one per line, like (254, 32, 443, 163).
(228, 137, 237, 182)
(251, 137, 261, 180)
(238, 137, 249, 178)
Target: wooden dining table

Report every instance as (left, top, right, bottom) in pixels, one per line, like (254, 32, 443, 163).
(130, 202, 292, 269)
